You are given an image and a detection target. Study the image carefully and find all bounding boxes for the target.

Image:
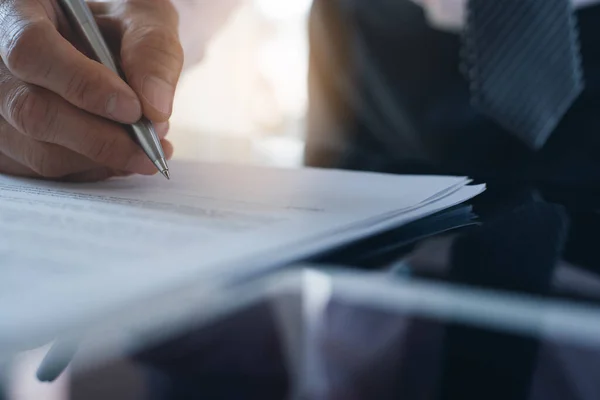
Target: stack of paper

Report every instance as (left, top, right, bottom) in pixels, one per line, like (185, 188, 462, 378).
(0, 161, 484, 355)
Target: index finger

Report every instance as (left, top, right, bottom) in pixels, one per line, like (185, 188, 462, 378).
(0, 1, 142, 124)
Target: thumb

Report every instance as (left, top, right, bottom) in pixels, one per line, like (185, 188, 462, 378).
(118, 0, 184, 122)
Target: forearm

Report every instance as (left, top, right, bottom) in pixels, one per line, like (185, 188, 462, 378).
(171, 0, 242, 69)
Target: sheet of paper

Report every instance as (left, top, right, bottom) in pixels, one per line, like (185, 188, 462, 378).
(0, 161, 483, 354)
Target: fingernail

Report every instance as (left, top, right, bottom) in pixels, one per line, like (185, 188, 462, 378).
(106, 94, 142, 123)
(142, 76, 175, 115)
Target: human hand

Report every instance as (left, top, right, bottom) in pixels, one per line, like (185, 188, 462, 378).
(0, 0, 183, 181)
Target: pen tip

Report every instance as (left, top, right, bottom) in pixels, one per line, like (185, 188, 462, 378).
(154, 158, 170, 180)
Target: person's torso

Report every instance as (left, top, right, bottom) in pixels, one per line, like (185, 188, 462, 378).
(306, 0, 600, 188)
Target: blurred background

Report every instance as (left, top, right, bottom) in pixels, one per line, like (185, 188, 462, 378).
(169, 0, 311, 168)
(4, 1, 311, 399)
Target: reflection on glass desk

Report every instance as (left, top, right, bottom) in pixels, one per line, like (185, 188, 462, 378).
(315, 185, 600, 304)
(62, 270, 600, 400)
(4, 185, 600, 400)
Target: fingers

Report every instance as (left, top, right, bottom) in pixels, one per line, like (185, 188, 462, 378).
(0, 152, 36, 178)
(154, 121, 170, 139)
(160, 138, 174, 160)
(0, 64, 159, 176)
(61, 167, 121, 183)
(46, 139, 172, 182)
(118, 0, 184, 122)
(0, 118, 98, 179)
(0, 1, 142, 123)
(0, 147, 113, 182)
(0, 150, 119, 182)
(0, 137, 173, 182)
(0, 110, 173, 180)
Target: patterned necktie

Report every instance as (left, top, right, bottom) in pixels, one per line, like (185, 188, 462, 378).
(462, 0, 584, 149)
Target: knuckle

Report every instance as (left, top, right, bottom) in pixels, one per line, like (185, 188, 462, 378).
(64, 71, 97, 109)
(4, 21, 47, 80)
(7, 85, 59, 141)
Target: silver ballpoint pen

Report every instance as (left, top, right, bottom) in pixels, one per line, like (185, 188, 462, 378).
(59, 0, 170, 179)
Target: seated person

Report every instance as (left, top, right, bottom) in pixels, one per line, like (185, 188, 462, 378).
(0, 0, 598, 191)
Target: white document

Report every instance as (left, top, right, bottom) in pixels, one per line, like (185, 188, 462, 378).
(0, 161, 484, 353)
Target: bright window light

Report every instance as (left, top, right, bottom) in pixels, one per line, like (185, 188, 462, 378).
(255, 0, 312, 20)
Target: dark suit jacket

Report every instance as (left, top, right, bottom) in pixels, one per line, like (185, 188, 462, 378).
(305, 0, 600, 189)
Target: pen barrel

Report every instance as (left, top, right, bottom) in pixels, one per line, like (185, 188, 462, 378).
(59, 0, 121, 75)
(59, 0, 168, 173)
(79, 22, 165, 165)
(127, 118, 166, 162)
